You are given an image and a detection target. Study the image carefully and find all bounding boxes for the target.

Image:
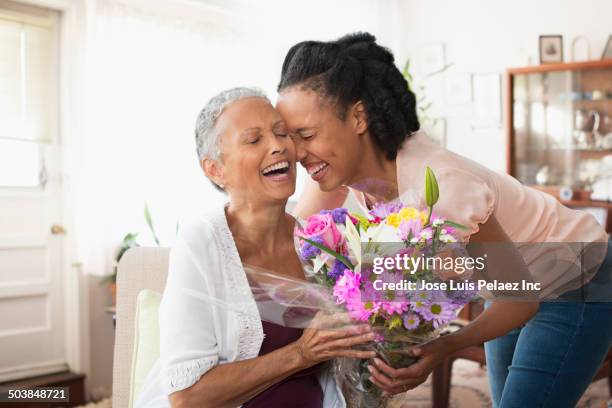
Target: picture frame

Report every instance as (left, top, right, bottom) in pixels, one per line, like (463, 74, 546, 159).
(445, 73, 472, 104)
(602, 35, 612, 60)
(417, 44, 445, 74)
(539, 35, 564, 64)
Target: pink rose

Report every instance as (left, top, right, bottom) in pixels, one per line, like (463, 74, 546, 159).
(297, 213, 344, 251)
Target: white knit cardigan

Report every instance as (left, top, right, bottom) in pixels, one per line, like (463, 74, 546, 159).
(135, 204, 346, 408)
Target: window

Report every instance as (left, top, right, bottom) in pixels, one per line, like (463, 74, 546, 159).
(0, 5, 57, 188)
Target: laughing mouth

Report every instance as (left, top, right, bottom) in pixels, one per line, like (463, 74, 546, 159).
(261, 161, 290, 177)
(307, 162, 328, 177)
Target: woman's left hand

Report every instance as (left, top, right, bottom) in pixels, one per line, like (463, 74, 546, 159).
(367, 336, 454, 395)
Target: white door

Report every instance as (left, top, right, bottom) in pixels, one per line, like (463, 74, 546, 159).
(0, 5, 67, 382)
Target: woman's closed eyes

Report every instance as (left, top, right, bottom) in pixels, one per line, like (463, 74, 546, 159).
(272, 121, 288, 138)
(242, 129, 288, 145)
(244, 132, 261, 144)
(295, 129, 316, 140)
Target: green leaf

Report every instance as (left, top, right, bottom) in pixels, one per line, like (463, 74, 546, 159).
(402, 59, 413, 82)
(423, 62, 454, 79)
(299, 237, 355, 271)
(123, 232, 139, 245)
(352, 213, 371, 231)
(442, 220, 470, 230)
(144, 202, 160, 246)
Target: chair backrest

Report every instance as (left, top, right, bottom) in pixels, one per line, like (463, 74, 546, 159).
(112, 247, 170, 408)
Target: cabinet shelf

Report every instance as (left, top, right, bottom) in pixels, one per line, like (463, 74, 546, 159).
(521, 147, 612, 159)
(528, 184, 612, 209)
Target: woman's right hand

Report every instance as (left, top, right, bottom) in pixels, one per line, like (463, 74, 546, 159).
(293, 311, 377, 368)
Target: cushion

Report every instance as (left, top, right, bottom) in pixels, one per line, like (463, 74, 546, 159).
(129, 289, 162, 407)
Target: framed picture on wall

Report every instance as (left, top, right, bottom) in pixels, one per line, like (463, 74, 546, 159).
(603, 35, 612, 59)
(445, 73, 472, 104)
(417, 44, 446, 74)
(539, 35, 564, 64)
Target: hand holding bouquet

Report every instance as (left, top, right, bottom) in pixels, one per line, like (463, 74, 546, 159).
(294, 168, 478, 407)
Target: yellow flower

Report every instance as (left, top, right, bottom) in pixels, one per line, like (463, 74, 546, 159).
(388, 315, 403, 330)
(400, 207, 428, 225)
(420, 211, 428, 225)
(387, 207, 429, 228)
(399, 207, 419, 221)
(386, 213, 403, 228)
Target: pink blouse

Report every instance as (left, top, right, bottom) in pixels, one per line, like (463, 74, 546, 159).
(352, 130, 608, 297)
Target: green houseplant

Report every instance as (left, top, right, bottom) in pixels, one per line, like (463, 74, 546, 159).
(100, 202, 176, 304)
(401, 58, 453, 129)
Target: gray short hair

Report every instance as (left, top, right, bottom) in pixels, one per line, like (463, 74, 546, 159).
(195, 87, 269, 161)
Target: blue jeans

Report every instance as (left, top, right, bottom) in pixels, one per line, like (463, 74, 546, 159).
(484, 240, 612, 408)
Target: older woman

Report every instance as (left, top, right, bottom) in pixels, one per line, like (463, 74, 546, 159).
(135, 87, 376, 408)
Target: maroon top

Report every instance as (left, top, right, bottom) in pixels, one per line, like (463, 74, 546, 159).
(242, 320, 325, 407)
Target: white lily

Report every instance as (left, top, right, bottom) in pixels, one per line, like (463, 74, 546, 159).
(313, 252, 330, 274)
(344, 215, 361, 272)
(362, 222, 401, 243)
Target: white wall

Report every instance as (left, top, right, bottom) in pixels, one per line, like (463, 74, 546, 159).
(389, 0, 612, 172)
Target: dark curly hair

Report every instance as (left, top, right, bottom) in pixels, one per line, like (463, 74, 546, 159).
(277, 32, 419, 161)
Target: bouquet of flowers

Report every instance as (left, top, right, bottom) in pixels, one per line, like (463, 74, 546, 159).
(294, 167, 478, 407)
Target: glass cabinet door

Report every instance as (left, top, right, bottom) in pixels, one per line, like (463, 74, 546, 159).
(512, 65, 612, 192)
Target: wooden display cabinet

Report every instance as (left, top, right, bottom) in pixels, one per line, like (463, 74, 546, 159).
(505, 59, 612, 232)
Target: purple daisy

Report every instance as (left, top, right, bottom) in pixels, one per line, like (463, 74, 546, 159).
(403, 312, 421, 330)
(416, 302, 459, 328)
(369, 201, 404, 219)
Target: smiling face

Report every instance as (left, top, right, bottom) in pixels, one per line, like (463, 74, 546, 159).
(276, 88, 364, 192)
(203, 97, 296, 203)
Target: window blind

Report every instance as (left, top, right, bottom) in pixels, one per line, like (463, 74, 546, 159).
(0, 10, 57, 143)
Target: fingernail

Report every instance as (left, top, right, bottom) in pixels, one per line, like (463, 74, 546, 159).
(412, 347, 421, 355)
(367, 365, 374, 373)
(374, 358, 382, 366)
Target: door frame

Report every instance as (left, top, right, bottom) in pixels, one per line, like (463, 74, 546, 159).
(10, 0, 92, 381)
